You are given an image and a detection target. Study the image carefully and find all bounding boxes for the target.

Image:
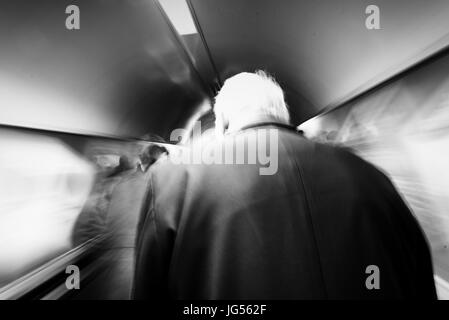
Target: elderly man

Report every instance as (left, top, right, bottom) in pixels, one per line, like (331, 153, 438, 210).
(133, 71, 436, 299)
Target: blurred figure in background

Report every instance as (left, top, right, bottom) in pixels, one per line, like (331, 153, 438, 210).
(71, 154, 134, 246)
(134, 71, 436, 299)
(137, 144, 169, 173)
(74, 143, 168, 299)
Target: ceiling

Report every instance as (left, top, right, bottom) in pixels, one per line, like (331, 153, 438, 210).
(0, 0, 209, 139)
(189, 0, 449, 125)
(2, 0, 449, 138)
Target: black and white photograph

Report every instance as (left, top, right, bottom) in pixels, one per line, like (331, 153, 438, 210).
(0, 0, 448, 308)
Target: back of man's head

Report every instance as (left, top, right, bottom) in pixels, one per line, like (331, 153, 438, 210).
(214, 70, 290, 133)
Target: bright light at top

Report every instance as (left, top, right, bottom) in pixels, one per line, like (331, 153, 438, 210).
(159, 0, 198, 36)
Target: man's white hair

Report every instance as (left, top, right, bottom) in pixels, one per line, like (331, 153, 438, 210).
(214, 70, 290, 131)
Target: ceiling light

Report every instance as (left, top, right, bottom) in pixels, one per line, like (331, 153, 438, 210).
(159, 0, 198, 36)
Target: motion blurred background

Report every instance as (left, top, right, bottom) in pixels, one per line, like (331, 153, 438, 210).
(299, 52, 449, 294)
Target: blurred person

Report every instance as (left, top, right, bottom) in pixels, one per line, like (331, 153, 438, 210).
(77, 143, 168, 299)
(137, 144, 169, 173)
(72, 154, 134, 246)
(133, 71, 436, 299)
